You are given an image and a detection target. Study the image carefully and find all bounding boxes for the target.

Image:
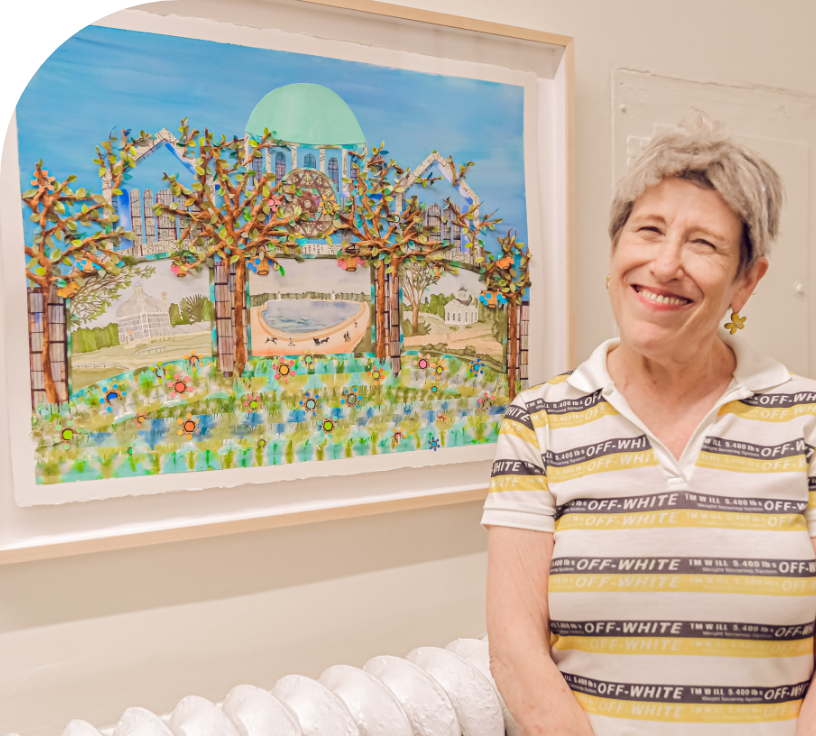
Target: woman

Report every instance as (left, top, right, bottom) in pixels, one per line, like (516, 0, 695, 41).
(484, 116, 816, 736)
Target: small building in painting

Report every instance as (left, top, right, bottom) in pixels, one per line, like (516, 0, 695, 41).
(116, 283, 173, 344)
(444, 286, 479, 325)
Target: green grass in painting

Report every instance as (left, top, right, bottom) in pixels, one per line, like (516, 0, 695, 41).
(32, 352, 508, 484)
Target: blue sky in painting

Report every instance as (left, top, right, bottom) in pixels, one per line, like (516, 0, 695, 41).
(16, 24, 527, 253)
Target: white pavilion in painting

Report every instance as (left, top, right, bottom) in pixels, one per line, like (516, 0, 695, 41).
(116, 283, 173, 344)
(444, 286, 479, 325)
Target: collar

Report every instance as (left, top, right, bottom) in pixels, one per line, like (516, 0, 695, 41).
(567, 331, 791, 395)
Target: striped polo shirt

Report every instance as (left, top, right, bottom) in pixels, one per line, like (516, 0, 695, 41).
(482, 336, 816, 735)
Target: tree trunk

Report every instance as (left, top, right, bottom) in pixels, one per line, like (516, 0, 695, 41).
(39, 286, 59, 404)
(374, 264, 387, 360)
(412, 302, 420, 332)
(233, 258, 248, 378)
(389, 269, 402, 374)
(507, 299, 519, 401)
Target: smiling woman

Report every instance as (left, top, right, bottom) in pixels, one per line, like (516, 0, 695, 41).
(483, 116, 816, 736)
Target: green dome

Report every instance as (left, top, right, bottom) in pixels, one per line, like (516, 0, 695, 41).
(246, 84, 366, 147)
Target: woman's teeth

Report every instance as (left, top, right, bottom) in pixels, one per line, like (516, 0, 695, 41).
(637, 287, 688, 306)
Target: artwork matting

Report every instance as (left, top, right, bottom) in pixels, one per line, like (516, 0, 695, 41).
(0, 0, 572, 561)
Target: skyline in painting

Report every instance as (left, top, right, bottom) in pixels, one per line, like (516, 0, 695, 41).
(17, 25, 528, 256)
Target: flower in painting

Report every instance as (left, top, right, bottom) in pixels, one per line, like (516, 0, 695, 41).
(185, 350, 202, 367)
(469, 359, 485, 378)
(478, 392, 496, 410)
(135, 412, 147, 427)
(320, 418, 335, 434)
(243, 393, 262, 412)
(341, 387, 360, 408)
(167, 373, 194, 398)
(479, 289, 507, 308)
(368, 366, 386, 385)
(302, 350, 316, 369)
(177, 413, 198, 440)
(436, 412, 449, 422)
(413, 354, 431, 371)
(257, 438, 268, 450)
(268, 193, 284, 214)
(54, 418, 76, 449)
(273, 358, 295, 383)
(392, 428, 405, 447)
(152, 361, 167, 380)
(429, 436, 441, 451)
(299, 391, 320, 417)
(430, 359, 447, 381)
(101, 383, 126, 413)
(430, 384, 439, 395)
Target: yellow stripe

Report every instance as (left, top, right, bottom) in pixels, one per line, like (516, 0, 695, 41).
(552, 635, 813, 658)
(498, 418, 538, 447)
(549, 573, 816, 596)
(574, 692, 802, 723)
(547, 373, 570, 385)
(555, 509, 806, 532)
(809, 490, 816, 509)
(489, 474, 549, 493)
(531, 411, 548, 430)
(719, 402, 816, 423)
(548, 401, 619, 429)
(548, 450, 659, 482)
(696, 452, 807, 474)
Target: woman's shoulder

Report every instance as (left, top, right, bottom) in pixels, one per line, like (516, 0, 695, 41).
(512, 371, 595, 412)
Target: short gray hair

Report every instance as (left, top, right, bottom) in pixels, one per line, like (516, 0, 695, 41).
(609, 114, 785, 272)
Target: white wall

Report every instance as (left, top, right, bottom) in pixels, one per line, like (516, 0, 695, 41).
(4, 1, 816, 734)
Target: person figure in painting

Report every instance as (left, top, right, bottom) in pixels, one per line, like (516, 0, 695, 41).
(484, 115, 816, 736)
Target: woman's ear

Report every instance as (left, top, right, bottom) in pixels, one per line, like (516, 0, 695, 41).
(730, 256, 769, 313)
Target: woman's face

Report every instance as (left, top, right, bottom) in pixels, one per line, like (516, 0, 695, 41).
(609, 176, 768, 362)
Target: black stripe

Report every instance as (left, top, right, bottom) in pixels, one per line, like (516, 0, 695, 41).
(527, 388, 607, 416)
(501, 403, 533, 430)
(555, 491, 807, 519)
(491, 459, 545, 478)
(701, 436, 813, 461)
(545, 435, 650, 468)
(550, 619, 815, 641)
(740, 391, 816, 409)
(550, 556, 816, 577)
(562, 672, 810, 704)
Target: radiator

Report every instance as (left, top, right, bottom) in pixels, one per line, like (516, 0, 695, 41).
(6, 636, 521, 736)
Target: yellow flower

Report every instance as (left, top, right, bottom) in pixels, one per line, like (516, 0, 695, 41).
(725, 312, 746, 335)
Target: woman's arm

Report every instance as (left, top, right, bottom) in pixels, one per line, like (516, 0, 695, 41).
(487, 525, 595, 736)
(795, 538, 816, 736)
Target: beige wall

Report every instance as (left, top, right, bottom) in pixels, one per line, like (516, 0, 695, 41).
(4, 1, 816, 734)
(0, 501, 489, 735)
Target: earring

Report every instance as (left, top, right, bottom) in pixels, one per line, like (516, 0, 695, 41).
(725, 310, 747, 335)
(606, 274, 610, 291)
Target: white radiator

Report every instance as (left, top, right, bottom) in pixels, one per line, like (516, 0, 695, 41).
(7, 636, 520, 736)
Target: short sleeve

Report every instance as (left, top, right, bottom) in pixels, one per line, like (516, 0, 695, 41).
(481, 393, 556, 533)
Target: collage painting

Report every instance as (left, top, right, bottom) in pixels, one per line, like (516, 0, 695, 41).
(13, 22, 533, 496)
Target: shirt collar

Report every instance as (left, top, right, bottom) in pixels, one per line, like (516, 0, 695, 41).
(567, 332, 791, 395)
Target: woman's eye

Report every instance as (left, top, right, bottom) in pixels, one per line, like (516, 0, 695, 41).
(692, 239, 715, 249)
(638, 226, 661, 234)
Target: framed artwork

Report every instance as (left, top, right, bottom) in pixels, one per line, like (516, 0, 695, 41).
(0, 0, 572, 559)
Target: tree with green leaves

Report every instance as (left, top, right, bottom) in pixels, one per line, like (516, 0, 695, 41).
(401, 260, 443, 333)
(69, 262, 156, 327)
(477, 230, 531, 400)
(153, 118, 314, 378)
(21, 129, 143, 403)
(328, 143, 454, 366)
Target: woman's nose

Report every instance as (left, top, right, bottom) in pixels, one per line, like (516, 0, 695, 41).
(650, 242, 684, 281)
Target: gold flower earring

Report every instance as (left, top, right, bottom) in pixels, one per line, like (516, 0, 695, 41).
(725, 309, 747, 335)
(606, 274, 610, 291)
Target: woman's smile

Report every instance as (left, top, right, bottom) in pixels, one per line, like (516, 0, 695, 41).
(631, 284, 693, 309)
